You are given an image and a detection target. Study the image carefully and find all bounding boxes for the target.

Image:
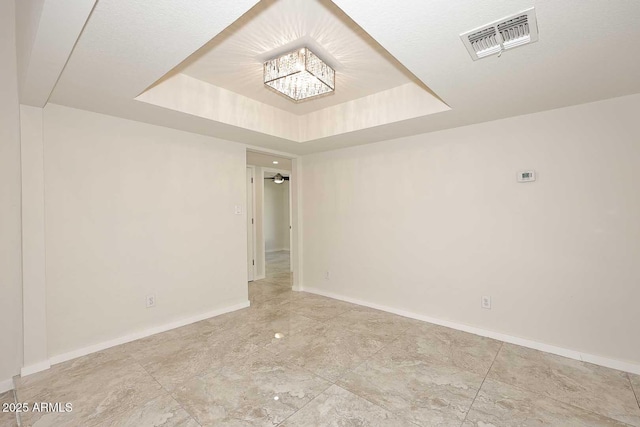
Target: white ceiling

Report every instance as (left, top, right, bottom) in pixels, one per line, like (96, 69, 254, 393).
(179, 0, 411, 115)
(20, 0, 640, 154)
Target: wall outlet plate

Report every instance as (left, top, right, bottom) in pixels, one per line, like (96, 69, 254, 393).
(146, 295, 156, 308)
(481, 296, 491, 309)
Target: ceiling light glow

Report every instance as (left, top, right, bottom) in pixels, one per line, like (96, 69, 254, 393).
(272, 161, 279, 164)
(264, 47, 335, 102)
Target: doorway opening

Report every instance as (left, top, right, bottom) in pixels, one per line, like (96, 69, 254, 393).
(263, 169, 291, 282)
(245, 150, 298, 301)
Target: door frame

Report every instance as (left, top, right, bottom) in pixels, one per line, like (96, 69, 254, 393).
(246, 147, 302, 291)
(262, 167, 292, 272)
(246, 166, 256, 282)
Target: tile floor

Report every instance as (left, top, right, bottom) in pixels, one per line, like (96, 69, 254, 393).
(0, 391, 17, 427)
(9, 251, 640, 426)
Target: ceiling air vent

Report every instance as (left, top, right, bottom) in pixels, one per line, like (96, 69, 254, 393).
(460, 8, 538, 61)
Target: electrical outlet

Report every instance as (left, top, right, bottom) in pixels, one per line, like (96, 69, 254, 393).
(324, 271, 330, 280)
(481, 296, 491, 310)
(146, 295, 156, 308)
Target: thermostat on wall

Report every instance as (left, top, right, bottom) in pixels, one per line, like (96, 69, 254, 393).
(517, 170, 536, 182)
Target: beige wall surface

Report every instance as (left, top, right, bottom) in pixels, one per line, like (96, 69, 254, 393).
(0, 0, 25, 390)
(43, 104, 248, 356)
(20, 105, 48, 371)
(302, 93, 640, 366)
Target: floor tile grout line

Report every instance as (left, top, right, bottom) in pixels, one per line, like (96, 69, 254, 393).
(485, 369, 638, 427)
(275, 382, 336, 426)
(318, 332, 426, 426)
(328, 383, 423, 427)
(342, 383, 423, 427)
(130, 352, 205, 427)
(276, 275, 640, 426)
(166, 395, 202, 427)
(12, 388, 21, 427)
(460, 341, 504, 427)
(337, 329, 410, 378)
(476, 344, 640, 425)
(82, 357, 172, 427)
(629, 373, 640, 410)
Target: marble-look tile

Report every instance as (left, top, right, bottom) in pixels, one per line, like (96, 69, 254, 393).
(488, 343, 640, 426)
(0, 391, 13, 404)
(389, 322, 503, 377)
(280, 385, 414, 427)
(204, 307, 265, 333)
(0, 391, 17, 427)
(232, 312, 322, 348)
(288, 294, 357, 321)
(264, 322, 387, 382)
(119, 328, 204, 364)
(463, 378, 629, 427)
(264, 273, 292, 284)
(15, 346, 130, 396)
(248, 282, 291, 305)
(326, 305, 419, 343)
(139, 328, 262, 391)
(18, 357, 163, 427)
(204, 297, 296, 335)
(337, 347, 484, 427)
(630, 373, 640, 409)
(94, 393, 198, 427)
(172, 349, 330, 426)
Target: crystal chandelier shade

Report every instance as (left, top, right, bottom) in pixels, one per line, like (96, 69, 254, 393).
(264, 48, 335, 102)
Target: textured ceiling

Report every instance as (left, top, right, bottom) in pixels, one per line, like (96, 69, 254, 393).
(41, 0, 640, 154)
(179, 0, 412, 115)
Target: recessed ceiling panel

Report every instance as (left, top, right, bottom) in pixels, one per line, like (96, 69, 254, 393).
(176, 0, 417, 115)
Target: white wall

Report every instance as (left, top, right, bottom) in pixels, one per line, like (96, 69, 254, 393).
(264, 180, 290, 252)
(43, 104, 248, 357)
(302, 93, 640, 368)
(0, 0, 24, 392)
(20, 105, 48, 373)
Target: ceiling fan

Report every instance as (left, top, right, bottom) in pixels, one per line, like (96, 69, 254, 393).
(264, 173, 290, 184)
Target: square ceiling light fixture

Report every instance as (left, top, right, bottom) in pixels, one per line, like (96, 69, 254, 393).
(264, 47, 335, 102)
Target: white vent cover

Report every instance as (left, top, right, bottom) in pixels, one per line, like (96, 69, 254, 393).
(460, 8, 539, 60)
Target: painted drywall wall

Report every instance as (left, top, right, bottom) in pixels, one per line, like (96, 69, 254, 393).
(302, 93, 640, 367)
(264, 179, 290, 252)
(43, 104, 249, 357)
(0, 0, 24, 391)
(20, 105, 48, 373)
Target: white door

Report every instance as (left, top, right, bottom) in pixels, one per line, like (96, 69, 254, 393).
(246, 167, 255, 281)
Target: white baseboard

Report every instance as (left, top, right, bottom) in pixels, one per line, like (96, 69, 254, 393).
(21, 360, 51, 377)
(0, 377, 14, 393)
(22, 300, 250, 375)
(303, 287, 640, 376)
(252, 274, 266, 281)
